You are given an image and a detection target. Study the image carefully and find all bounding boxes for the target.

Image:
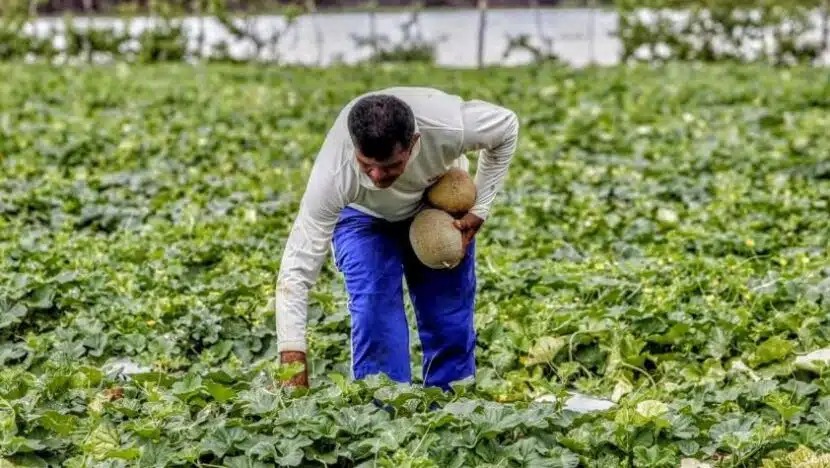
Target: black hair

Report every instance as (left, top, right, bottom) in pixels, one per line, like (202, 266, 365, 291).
(347, 94, 415, 161)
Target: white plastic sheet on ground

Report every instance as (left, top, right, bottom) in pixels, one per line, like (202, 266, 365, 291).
(102, 358, 152, 380)
(533, 391, 616, 413)
(794, 347, 830, 372)
(680, 458, 712, 468)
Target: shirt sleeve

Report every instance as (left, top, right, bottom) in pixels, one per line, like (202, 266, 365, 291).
(275, 129, 354, 354)
(460, 99, 520, 221)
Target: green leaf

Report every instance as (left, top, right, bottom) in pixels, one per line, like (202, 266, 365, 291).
(0, 302, 27, 329)
(38, 411, 78, 436)
(171, 374, 204, 399)
(201, 426, 248, 458)
(526, 336, 566, 365)
(205, 380, 236, 403)
(749, 337, 795, 367)
(223, 455, 272, 468)
(275, 435, 313, 466)
(635, 400, 668, 420)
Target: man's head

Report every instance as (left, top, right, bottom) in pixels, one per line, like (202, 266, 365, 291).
(347, 94, 420, 188)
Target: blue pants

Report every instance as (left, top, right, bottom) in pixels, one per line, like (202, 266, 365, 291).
(332, 206, 477, 390)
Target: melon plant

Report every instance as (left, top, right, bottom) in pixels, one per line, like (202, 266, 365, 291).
(1, 62, 830, 468)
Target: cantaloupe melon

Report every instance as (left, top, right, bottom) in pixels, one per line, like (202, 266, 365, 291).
(409, 208, 465, 269)
(426, 168, 476, 216)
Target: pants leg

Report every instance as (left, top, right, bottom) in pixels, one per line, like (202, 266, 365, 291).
(403, 234, 477, 391)
(332, 207, 411, 384)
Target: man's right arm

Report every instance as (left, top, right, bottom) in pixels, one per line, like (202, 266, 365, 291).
(274, 128, 353, 386)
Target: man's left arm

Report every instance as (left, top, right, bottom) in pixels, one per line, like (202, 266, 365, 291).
(454, 99, 520, 242)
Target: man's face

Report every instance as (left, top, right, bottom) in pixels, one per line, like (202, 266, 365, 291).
(356, 134, 419, 189)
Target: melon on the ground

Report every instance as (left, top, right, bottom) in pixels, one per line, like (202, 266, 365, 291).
(409, 208, 465, 269)
(426, 168, 476, 216)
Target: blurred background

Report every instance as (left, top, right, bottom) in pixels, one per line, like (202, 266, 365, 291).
(2, 0, 828, 68)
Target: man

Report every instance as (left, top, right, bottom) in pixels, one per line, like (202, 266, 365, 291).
(275, 86, 519, 391)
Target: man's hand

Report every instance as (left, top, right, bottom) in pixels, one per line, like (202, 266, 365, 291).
(279, 351, 309, 388)
(453, 212, 484, 251)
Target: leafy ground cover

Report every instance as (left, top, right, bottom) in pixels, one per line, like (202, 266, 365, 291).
(2, 62, 830, 467)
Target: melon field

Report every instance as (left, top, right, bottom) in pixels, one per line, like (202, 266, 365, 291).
(3, 62, 830, 467)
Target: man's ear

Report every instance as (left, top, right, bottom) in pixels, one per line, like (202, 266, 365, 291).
(411, 132, 421, 149)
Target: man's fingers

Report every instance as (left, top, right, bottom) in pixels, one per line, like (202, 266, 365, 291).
(455, 213, 477, 230)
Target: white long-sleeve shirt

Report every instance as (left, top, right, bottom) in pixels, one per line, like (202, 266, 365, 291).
(275, 86, 520, 353)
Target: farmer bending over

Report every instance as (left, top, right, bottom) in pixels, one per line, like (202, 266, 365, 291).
(275, 87, 519, 390)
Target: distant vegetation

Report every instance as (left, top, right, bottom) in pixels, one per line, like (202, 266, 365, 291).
(1, 0, 825, 67)
(17, 0, 611, 16)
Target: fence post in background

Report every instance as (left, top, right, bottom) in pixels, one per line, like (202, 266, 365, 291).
(530, 0, 555, 63)
(369, 0, 378, 58)
(823, 0, 830, 62)
(589, 0, 596, 64)
(477, 0, 487, 68)
(305, 0, 324, 65)
(192, 0, 206, 62)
